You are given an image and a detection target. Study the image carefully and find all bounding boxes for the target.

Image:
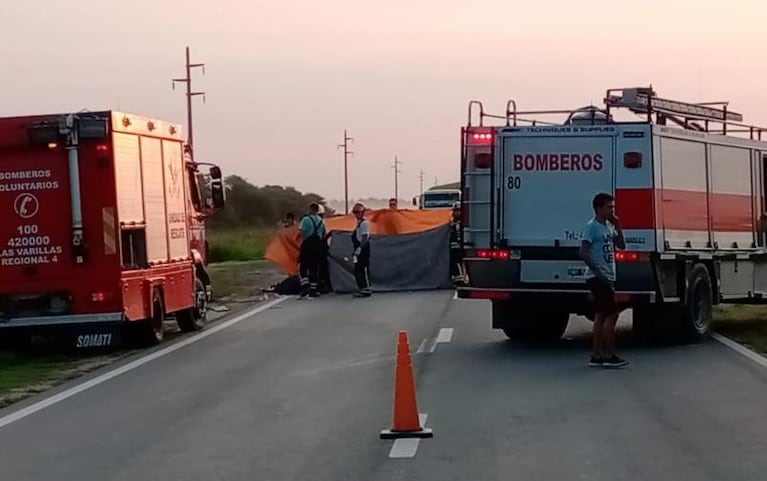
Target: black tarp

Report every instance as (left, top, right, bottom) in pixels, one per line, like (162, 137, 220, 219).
(327, 225, 452, 293)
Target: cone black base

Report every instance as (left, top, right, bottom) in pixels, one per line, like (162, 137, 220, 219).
(380, 428, 434, 439)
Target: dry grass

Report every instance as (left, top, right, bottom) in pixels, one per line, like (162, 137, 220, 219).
(713, 305, 767, 354)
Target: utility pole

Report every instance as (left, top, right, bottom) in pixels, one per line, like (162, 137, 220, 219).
(337, 130, 354, 214)
(418, 169, 425, 197)
(392, 156, 402, 201)
(172, 46, 206, 159)
(434, 176, 439, 186)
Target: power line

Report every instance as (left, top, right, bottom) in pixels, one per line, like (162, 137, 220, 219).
(337, 130, 354, 214)
(172, 46, 205, 160)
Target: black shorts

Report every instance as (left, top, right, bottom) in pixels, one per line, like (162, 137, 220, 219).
(586, 277, 617, 314)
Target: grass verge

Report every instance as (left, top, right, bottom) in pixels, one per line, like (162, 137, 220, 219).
(208, 260, 285, 302)
(713, 305, 767, 355)
(208, 228, 275, 262)
(0, 351, 124, 409)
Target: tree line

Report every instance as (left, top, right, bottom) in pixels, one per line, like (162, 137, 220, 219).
(207, 175, 334, 230)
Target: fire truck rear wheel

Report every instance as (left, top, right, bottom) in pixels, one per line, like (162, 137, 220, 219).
(177, 278, 207, 332)
(679, 263, 713, 342)
(142, 290, 165, 346)
(501, 308, 569, 343)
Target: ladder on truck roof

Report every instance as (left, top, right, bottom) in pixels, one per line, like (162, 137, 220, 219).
(466, 86, 767, 140)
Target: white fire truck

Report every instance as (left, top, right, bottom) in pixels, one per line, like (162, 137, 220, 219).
(457, 87, 767, 343)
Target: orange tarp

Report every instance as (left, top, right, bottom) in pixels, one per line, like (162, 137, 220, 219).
(265, 209, 452, 276)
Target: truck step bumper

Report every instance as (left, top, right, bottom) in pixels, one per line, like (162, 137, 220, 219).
(0, 312, 123, 328)
(456, 287, 657, 304)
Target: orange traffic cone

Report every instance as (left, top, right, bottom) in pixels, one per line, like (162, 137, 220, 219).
(380, 331, 434, 439)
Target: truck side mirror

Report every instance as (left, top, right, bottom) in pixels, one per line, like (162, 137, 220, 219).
(208, 167, 225, 210)
(210, 178, 225, 210)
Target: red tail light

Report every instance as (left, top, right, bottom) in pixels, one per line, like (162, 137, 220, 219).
(477, 249, 510, 260)
(91, 292, 114, 302)
(615, 251, 643, 262)
(96, 144, 109, 152)
(468, 129, 494, 145)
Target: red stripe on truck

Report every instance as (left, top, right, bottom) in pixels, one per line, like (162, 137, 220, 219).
(709, 192, 754, 232)
(616, 188, 754, 232)
(615, 188, 655, 229)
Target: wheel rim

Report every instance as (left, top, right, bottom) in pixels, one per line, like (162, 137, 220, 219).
(195, 287, 207, 321)
(153, 302, 164, 340)
(692, 281, 710, 333)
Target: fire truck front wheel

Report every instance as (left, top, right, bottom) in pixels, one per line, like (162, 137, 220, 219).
(141, 289, 165, 346)
(177, 278, 207, 332)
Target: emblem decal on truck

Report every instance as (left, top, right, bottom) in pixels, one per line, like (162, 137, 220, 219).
(13, 193, 39, 219)
(168, 161, 181, 198)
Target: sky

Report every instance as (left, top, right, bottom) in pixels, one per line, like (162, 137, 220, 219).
(2, 0, 766, 201)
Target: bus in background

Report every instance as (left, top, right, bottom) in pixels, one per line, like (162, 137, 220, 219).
(413, 188, 461, 210)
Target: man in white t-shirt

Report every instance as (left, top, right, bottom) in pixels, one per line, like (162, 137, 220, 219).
(580, 192, 628, 368)
(351, 203, 372, 297)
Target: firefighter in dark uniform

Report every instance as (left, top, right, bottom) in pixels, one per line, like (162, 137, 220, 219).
(351, 202, 372, 297)
(450, 202, 465, 286)
(298, 202, 326, 299)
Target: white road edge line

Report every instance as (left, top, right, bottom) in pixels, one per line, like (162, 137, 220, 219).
(0, 296, 289, 430)
(388, 413, 428, 458)
(712, 332, 767, 369)
(416, 339, 428, 354)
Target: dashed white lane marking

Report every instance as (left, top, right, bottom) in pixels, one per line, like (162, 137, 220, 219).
(388, 413, 429, 458)
(0, 296, 289, 430)
(416, 329, 455, 355)
(712, 333, 767, 369)
(436, 328, 454, 344)
(428, 328, 454, 353)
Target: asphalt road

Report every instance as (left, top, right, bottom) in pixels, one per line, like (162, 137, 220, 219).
(2, 290, 767, 480)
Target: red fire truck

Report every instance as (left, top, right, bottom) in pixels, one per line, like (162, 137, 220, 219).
(458, 87, 767, 343)
(0, 111, 225, 348)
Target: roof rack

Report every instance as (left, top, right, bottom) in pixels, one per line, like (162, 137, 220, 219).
(466, 86, 767, 140)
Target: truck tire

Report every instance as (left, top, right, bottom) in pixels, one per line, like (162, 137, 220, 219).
(500, 308, 569, 343)
(634, 264, 713, 345)
(177, 278, 207, 332)
(678, 263, 713, 343)
(142, 290, 165, 346)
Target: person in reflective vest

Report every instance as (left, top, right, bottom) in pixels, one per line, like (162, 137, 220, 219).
(351, 203, 372, 297)
(298, 202, 327, 299)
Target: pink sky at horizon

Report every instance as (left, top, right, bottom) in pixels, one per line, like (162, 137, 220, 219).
(1, 0, 765, 201)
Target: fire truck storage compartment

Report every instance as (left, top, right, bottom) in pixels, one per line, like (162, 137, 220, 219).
(112, 121, 193, 321)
